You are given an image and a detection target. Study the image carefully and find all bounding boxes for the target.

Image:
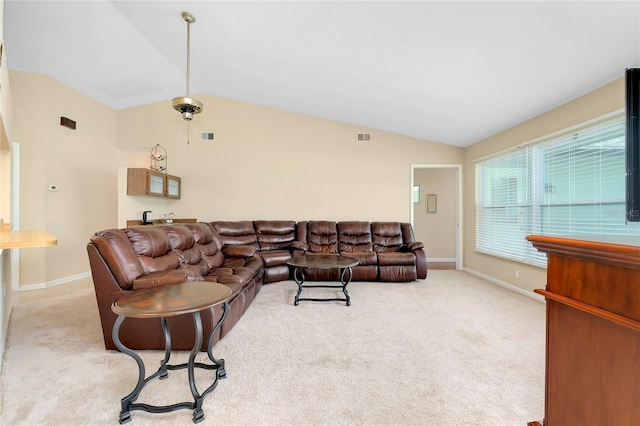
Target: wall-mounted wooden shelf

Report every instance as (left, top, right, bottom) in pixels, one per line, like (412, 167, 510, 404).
(127, 168, 181, 199)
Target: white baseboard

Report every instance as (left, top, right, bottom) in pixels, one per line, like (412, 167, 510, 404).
(463, 268, 545, 303)
(19, 271, 91, 292)
(428, 258, 457, 263)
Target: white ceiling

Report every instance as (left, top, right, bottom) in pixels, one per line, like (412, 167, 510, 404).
(4, 1, 640, 147)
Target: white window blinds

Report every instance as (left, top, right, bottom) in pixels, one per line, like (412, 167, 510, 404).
(475, 112, 640, 267)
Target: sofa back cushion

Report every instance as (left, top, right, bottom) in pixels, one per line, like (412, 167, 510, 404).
(307, 221, 338, 253)
(90, 229, 144, 290)
(211, 221, 259, 249)
(400, 222, 417, 244)
(186, 223, 225, 268)
(160, 225, 209, 274)
(161, 225, 195, 251)
(254, 220, 296, 251)
(371, 222, 404, 252)
(338, 221, 373, 253)
(124, 227, 181, 274)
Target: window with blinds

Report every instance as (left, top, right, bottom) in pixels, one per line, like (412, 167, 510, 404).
(475, 112, 640, 267)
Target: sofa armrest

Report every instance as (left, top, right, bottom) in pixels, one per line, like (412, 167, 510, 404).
(222, 244, 257, 258)
(407, 241, 424, 251)
(291, 241, 308, 252)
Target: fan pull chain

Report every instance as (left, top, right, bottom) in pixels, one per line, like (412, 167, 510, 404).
(187, 120, 190, 144)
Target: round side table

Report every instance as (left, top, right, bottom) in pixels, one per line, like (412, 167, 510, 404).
(111, 282, 232, 424)
(286, 254, 358, 306)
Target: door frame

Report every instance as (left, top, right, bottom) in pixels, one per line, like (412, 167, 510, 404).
(410, 164, 463, 270)
(10, 142, 19, 291)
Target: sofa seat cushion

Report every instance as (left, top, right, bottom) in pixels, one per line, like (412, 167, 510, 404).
(340, 251, 376, 266)
(258, 250, 291, 267)
(233, 267, 260, 284)
(377, 252, 416, 266)
(132, 269, 203, 290)
(207, 267, 234, 278)
(223, 257, 246, 269)
(216, 275, 245, 298)
(179, 263, 211, 277)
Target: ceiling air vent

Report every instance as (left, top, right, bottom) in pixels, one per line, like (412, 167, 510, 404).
(201, 131, 215, 141)
(356, 132, 371, 142)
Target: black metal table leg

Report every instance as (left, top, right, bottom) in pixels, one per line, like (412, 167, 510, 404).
(112, 309, 227, 424)
(207, 301, 229, 379)
(159, 316, 171, 380)
(293, 267, 305, 306)
(188, 311, 205, 423)
(112, 314, 146, 424)
(293, 266, 353, 306)
(340, 266, 353, 306)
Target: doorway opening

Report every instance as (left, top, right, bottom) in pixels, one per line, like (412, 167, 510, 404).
(411, 164, 462, 270)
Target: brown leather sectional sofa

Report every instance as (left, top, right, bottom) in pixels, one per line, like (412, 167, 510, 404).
(87, 220, 427, 351)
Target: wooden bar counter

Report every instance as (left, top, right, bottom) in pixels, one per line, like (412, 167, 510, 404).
(527, 234, 640, 426)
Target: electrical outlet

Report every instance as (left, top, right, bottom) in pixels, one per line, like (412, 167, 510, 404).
(48, 184, 59, 192)
(515, 270, 520, 279)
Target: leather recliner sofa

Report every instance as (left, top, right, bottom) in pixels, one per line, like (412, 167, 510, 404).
(87, 222, 263, 350)
(292, 220, 427, 281)
(211, 220, 298, 284)
(87, 220, 427, 351)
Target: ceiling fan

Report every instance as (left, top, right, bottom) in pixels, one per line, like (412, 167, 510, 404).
(172, 11, 203, 121)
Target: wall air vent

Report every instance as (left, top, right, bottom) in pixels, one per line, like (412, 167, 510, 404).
(201, 131, 215, 141)
(356, 132, 371, 142)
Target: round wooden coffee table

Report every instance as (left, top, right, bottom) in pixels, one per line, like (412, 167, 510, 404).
(286, 254, 359, 306)
(111, 282, 232, 424)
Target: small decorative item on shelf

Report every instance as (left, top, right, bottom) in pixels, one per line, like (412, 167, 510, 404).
(149, 144, 167, 172)
(162, 212, 175, 224)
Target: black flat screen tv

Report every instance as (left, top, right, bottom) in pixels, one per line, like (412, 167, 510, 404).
(626, 68, 640, 222)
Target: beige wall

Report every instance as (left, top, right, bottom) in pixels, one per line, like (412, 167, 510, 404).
(10, 71, 464, 288)
(463, 77, 625, 292)
(10, 71, 128, 287)
(116, 94, 465, 224)
(413, 168, 457, 260)
(10, 67, 625, 295)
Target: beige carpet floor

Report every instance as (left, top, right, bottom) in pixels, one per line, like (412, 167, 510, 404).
(0, 270, 545, 426)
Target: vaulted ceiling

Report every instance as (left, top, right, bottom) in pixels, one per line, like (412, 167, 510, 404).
(4, 1, 640, 147)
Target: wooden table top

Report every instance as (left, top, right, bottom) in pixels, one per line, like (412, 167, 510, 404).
(287, 254, 359, 269)
(0, 230, 57, 249)
(112, 282, 232, 319)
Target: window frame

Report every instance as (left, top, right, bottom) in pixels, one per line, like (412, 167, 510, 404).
(474, 110, 637, 267)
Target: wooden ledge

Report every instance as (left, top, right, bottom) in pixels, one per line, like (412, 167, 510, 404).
(0, 230, 57, 249)
(126, 218, 197, 227)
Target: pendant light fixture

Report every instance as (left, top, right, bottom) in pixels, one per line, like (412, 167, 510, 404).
(172, 11, 203, 121)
